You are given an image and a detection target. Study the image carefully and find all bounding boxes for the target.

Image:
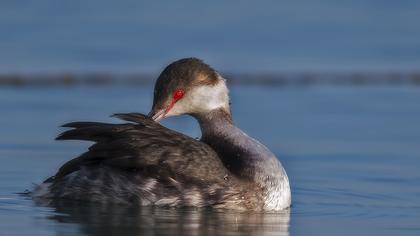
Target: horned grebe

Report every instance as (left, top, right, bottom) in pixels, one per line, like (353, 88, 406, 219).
(33, 58, 291, 211)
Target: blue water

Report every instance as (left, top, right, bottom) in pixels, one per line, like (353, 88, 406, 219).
(1, 1, 420, 73)
(0, 85, 419, 235)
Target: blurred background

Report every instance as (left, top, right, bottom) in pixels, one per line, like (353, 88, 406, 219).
(0, 1, 420, 236)
(1, 0, 420, 77)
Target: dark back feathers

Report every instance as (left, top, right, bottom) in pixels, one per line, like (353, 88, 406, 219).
(53, 113, 229, 185)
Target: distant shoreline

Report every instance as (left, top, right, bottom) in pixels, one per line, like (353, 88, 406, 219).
(1, 72, 419, 87)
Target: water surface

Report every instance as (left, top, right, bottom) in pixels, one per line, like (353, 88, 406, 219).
(1, 1, 420, 72)
(0, 85, 419, 235)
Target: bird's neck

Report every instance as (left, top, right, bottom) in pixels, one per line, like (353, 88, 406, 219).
(195, 108, 280, 180)
(195, 108, 233, 137)
(194, 108, 291, 210)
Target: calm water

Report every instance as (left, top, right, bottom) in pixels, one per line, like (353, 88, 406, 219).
(1, 1, 420, 73)
(0, 85, 419, 235)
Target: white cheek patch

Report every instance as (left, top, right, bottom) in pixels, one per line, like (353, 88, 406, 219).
(190, 81, 229, 112)
(167, 80, 229, 116)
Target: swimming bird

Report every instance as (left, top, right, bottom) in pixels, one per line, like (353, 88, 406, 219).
(33, 58, 291, 211)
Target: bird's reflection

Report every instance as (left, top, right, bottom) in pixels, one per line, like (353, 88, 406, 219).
(36, 200, 290, 236)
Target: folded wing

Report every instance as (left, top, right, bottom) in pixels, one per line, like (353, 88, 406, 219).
(53, 113, 228, 184)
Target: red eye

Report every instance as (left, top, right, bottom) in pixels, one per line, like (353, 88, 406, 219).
(173, 89, 184, 100)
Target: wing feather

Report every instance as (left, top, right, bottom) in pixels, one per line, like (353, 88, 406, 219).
(52, 113, 228, 184)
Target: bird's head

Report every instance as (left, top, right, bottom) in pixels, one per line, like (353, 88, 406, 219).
(149, 58, 230, 122)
